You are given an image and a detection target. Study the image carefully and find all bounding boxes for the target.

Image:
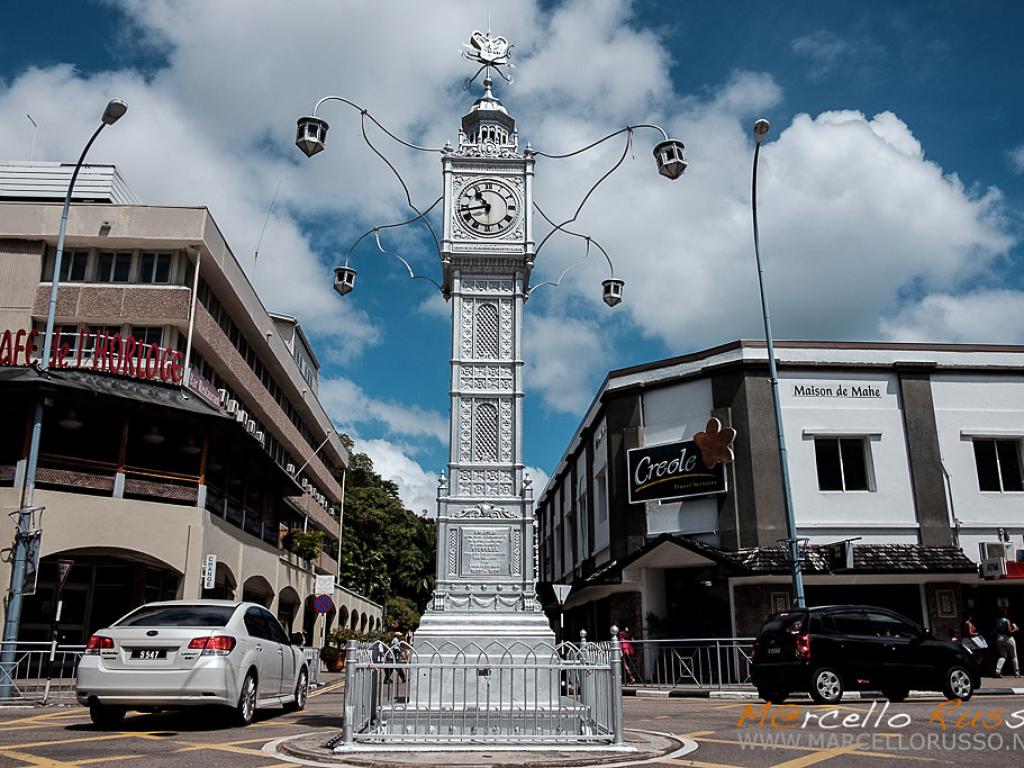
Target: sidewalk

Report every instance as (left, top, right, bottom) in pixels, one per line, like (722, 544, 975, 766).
(623, 676, 1024, 700)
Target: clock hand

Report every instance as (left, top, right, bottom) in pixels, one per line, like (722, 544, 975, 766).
(459, 203, 492, 213)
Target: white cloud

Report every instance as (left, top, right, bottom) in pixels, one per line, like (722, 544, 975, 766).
(1009, 144, 1024, 174)
(880, 290, 1024, 343)
(357, 438, 440, 517)
(524, 312, 609, 414)
(318, 376, 448, 444)
(790, 29, 883, 81)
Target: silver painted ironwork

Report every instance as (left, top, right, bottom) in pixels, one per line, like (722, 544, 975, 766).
(338, 634, 623, 746)
(624, 638, 755, 690)
(0, 642, 85, 703)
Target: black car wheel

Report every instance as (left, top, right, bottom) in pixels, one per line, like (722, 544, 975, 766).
(882, 687, 909, 703)
(758, 689, 788, 704)
(233, 671, 258, 726)
(89, 703, 126, 729)
(283, 667, 308, 713)
(810, 667, 844, 704)
(942, 666, 974, 701)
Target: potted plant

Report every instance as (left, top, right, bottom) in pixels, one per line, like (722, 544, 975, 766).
(285, 529, 323, 561)
(322, 627, 367, 672)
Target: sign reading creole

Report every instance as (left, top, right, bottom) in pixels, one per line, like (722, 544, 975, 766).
(627, 419, 735, 504)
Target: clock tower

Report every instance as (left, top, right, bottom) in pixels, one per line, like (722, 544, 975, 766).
(412, 74, 555, 672)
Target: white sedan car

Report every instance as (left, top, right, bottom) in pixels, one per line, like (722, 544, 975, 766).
(76, 600, 309, 727)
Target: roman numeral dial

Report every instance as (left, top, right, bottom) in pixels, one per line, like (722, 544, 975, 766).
(457, 178, 520, 236)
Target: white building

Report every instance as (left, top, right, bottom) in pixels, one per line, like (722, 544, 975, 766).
(536, 340, 1024, 642)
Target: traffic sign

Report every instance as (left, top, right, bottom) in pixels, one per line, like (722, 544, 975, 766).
(314, 594, 335, 614)
(552, 584, 571, 606)
(57, 559, 74, 592)
(314, 574, 334, 595)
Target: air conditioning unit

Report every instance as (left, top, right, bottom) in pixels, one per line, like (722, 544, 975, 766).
(234, 409, 247, 424)
(286, 462, 296, 474)
(226, 399, 238, 415)
(246, 419, 257, 435)
(255, 430, 265, 446)
(217, 388, 229, 406)
(301, 478, 310, 489)
(980, 542, 1014, 561)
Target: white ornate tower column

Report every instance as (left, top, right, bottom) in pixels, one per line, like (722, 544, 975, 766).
(413, 75, 554, 656)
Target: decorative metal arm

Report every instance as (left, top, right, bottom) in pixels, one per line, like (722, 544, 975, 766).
(312, 96, 447, 154)
(528, 203, 615, 297)
(531, 123, 669, 159)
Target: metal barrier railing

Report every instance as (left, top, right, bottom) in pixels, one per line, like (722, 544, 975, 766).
(339, 634, 624, 746)
(304, 646, 322, 687)
(622, 638, 755, 689)
(0, 641, 85, 703)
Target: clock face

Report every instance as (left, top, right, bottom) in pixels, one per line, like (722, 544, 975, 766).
(457, 178, 520, 237)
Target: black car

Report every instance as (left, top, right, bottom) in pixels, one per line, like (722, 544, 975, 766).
(750, 605, 980, 704)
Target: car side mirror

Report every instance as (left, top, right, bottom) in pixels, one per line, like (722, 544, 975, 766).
(290, 632, 305, 646)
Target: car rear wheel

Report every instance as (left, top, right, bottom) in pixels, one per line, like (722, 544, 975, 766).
(882, 687, 909, 702)
(89, 703, 126, 729)
(758, 689, 788, 704)
(942, 666, 974, 701)
(233, 671, 258, 726)
(810, 667, 844, 704)
(283, 667, 308, 713)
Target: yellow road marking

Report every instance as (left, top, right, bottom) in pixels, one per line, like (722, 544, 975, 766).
(694, 736, 939, 762)
(770, 744, 862, 768)
(308, 680, 344, 697)
(0, 710, 85, 727)
(678, 730, 717, 738)
(75, 757, 141, 766)
(0, 749, 72, 767)
(0, 734, 132, 750)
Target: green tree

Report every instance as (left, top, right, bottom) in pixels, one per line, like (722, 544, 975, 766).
(338, 444, 436, 627)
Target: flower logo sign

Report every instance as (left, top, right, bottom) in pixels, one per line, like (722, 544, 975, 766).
(693, 417, 737, 469)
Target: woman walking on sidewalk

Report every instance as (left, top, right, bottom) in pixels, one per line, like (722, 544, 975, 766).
(994, 609, 1020, 678)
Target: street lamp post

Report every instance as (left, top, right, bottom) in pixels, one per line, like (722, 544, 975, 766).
(750, 118, 806, 609)
(0, 100, 128, 694)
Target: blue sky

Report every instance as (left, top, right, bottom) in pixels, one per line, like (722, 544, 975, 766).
(2, 1, 1022, 514)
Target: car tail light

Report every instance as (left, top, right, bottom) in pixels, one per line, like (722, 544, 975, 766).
(188, 635, 236, 656)
(794, 633, 811, 661)
(751, 644, 759, 662)
(84, 635, 114, 654)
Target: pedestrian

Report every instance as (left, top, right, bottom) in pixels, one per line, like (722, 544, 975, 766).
(618, 627, 638, 685)
(384, 631, 407, 684)
(961, 613, 987, 655)
(994, 609, 1020, 678)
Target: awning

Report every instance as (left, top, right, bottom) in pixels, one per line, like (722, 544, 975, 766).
(1006, 561, 1024, 579)
(0, 366, 226, 418)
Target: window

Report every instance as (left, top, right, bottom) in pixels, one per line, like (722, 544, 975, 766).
(56, 325, 79, 355)
(595, 469, 608, 522)
(96, 251, 132, 282)
(865, 611, 920, 639)
(974, 439, 1024, 492)
(58, 250, 89, 282)
(117, 604, 235, 627)
(131, 326, 164, 347)
(828, 610, 873, 636)
(138, 252, 172, 283)
(814, 437, 871, 491)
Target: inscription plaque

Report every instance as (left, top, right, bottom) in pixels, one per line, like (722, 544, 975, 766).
(460, 526, 511, 577)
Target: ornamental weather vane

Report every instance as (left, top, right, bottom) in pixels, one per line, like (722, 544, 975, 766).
(461, 29, 514, 85)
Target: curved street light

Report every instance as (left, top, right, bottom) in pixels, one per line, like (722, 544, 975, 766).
(0, 100, 129, 694)
(751, 117, 806, 609)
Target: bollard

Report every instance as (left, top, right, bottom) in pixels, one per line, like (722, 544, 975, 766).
(609, 631, 625, 746)
(341, 639, 358, 745)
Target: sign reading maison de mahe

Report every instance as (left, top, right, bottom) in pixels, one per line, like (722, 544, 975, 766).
(627, 438, 727, 504)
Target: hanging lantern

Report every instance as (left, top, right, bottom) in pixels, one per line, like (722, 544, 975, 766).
(333, 266, 357, 296)
(602, 278, 625, 307)
(142, 425, 165, 445)
(653, 138, 687, 180)
(58, 410, 83, 430)
(295, 116, 329, 158)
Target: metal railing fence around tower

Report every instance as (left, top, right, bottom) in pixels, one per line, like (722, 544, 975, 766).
(622, 638, 756, 689)
(0, 641, 85, 703)
(339, 634, 624, 746)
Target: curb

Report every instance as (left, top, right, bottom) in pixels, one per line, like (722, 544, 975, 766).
(623, 687, 1024, 700)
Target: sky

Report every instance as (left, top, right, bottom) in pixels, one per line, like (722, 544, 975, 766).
(2, 1, 1022, 516)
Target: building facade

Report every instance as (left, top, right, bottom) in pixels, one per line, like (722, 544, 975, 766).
(535, 340, 1024, 642)
(0, 161, 381, 645)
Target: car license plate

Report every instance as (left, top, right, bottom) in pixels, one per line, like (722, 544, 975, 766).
(130, 649, 166, 660)
(767, 647, 781, 655)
